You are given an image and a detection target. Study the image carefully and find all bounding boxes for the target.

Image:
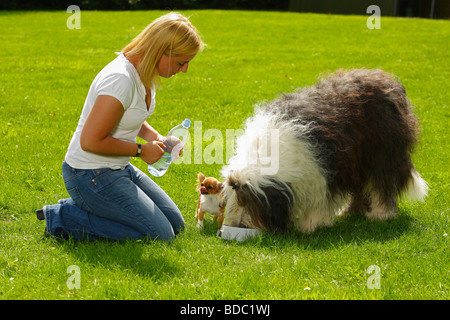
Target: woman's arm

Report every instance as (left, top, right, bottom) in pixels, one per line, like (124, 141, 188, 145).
(80, 95, 165, 164)
(138, 121, 164, 142)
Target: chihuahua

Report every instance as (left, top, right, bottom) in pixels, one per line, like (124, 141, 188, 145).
(195, 173, 226, 228)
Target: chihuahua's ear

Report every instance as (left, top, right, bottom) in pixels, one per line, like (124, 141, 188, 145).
(218, 182, 224, 190)
(197, 172, 206, 183)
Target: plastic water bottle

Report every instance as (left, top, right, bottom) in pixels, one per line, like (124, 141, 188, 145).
(148, 118, 191, 177)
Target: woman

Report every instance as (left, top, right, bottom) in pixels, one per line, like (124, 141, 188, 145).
(37, 12, 205, 242)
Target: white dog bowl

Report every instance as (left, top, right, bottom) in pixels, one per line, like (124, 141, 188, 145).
(217, 225, 262, 242)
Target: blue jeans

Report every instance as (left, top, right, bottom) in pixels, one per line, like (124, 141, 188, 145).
(43, 161, 185, 242)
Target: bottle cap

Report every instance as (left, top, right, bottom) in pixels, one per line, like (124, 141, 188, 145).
(182, 118, 191, 128)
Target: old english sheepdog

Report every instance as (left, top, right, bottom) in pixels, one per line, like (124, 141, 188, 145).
(221, 69, 428, 233)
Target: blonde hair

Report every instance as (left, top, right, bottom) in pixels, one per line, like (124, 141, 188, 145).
(122, 12, 205, 88)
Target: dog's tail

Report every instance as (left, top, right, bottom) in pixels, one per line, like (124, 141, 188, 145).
(402, 170, 428, 202)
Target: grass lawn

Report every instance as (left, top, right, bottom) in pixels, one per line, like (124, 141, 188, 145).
(0, 10, 448, 300)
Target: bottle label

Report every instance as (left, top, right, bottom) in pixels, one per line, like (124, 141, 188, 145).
(164, 136, 183, 161)
(171, 143, 183, 161)
(148, 120, 189, 177)
(151, 152, 173, 170)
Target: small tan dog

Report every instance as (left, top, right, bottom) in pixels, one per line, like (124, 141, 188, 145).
(195, 173, 226, 228)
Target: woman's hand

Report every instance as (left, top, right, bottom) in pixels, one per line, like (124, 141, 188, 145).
(140, 140, 166, 164)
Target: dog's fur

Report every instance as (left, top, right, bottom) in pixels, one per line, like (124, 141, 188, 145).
(221, 69, 428, 233)
(195, 173, 225, 228)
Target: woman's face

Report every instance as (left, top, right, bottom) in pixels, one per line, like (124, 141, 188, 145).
(157, 54, 196, 78)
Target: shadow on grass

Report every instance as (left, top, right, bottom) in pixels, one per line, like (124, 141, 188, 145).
(49, 237, 181, 280)
(43, 209, 414, 278)
(292, 210, 415, 250)
(208, 209, 416, 250)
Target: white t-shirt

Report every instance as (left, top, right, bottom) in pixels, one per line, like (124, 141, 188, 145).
(65, 53, 155, 169)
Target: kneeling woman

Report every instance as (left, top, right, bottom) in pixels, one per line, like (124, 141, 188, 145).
(37, 13, 204, 242)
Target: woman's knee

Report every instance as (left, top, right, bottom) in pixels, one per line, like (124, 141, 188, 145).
(141, 223, 176, 243)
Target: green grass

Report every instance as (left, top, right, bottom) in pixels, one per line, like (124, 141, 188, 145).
(0, 10, 449, 300)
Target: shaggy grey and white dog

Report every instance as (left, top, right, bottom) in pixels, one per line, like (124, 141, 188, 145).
(221, 69, 428, 233)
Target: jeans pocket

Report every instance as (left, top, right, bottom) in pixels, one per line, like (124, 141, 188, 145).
(89, 168, 121, 191)
(62, 162, 87, 184)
